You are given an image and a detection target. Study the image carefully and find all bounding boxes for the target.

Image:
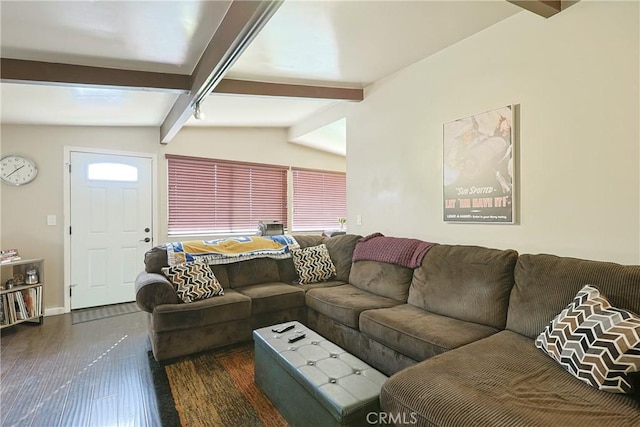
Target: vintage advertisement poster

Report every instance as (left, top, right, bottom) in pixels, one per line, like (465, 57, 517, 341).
(443, 105, 514, 223)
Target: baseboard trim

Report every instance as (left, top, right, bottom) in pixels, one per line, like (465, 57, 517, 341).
(45, 307, 66, 316)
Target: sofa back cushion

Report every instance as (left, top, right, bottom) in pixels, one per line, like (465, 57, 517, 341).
(226, 258, 280, 288)
(349, 261, 414, 302)
(325, 234, 362, 282)
(506, 254, 640, 338)
(294, 234, 326, 249)
(408, 244, 518, 329)
(145, 246, 169, 274)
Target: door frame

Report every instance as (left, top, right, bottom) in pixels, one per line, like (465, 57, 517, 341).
(63, 146, 158, 313)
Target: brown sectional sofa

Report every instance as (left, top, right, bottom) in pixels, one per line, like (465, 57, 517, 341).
(381, 254, 640, 426)
(135, 234, 356, 361)
(306, 244, 519, 375)
(134, 234, 640, 425)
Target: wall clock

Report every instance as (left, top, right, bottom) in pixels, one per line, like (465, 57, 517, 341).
(1, 155, 39, 186)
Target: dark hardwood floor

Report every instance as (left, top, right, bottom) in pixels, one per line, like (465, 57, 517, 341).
(1, 310, 162, 426)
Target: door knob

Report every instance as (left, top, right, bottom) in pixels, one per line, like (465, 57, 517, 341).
(140, 237, 151, 243)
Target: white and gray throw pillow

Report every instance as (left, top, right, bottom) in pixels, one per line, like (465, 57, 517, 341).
(535, 285, 640, 393)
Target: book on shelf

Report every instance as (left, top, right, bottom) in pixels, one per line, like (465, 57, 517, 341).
(1, 249, 21, 263)
(6, 294, 16, 324)
(22, 289, 34, 318)
(14, 292, 26, 320)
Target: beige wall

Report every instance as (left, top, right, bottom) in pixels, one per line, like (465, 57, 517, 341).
(347, 1, 640, 264)
(0, 125, 345, 312)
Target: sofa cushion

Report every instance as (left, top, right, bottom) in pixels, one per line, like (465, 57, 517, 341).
(360, 304, 499, 362)
(349, 261, 413, 302)
(234, 282, 305, 315)
(507, 254, 640, 339)
(145, 245, 169, 273)
(408, 244, 518, 329)
(298, 279, 347, 293)
(324, 234, 361, 282)
(226, 258, 280, 288)
(152, 289, 251, 332)
(380, 330, 640, 427)
(305, 284, 400, 329)
(208, 264, 230, 288)
(536, 285, 640, 394)
(161, 262, 224, 303)
(277, 258, 299, 284)
(292, 244, 336, 284)
(293, 234, 326, 249)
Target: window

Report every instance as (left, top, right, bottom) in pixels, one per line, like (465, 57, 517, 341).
(292, 169, 346, 231)
(167, 155, 287, 235)
(87, 163, 138, 182)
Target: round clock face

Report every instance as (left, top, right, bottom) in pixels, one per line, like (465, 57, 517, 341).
(1, 155, 38, 186)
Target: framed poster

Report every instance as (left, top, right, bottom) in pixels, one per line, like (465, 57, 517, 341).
(443, 105, 514, 223)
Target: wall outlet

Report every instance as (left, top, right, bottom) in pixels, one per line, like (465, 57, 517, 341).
(356, 215, 362, 226)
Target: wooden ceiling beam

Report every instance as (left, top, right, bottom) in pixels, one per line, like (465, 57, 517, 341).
(160, 0, 283, 143)
(213, 79, 363, 101)
(0, 58, 190, 93)
(0, 58, 362, 102)
(507, 1, 579, 18)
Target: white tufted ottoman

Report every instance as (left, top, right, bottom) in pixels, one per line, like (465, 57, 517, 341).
(253, 321, 388, 427)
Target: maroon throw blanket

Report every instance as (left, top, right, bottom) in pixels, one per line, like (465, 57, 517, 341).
(352, 233, 435, 268)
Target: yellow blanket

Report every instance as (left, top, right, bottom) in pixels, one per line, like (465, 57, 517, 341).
(165, 235, 300, 266)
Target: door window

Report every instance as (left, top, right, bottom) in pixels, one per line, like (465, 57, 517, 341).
(87, 163, 138, 182)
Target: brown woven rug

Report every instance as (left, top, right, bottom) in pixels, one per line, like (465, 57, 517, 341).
(150, 343, 287, 427)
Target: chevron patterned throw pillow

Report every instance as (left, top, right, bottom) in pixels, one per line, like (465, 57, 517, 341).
(162, 262, 224, 303)
(535, 285, 640, 393)
(292, 244, 337, 285)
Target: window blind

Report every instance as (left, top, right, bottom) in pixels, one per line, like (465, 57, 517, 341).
(167, 155, 287, 235)
(292, 169, 346, 231)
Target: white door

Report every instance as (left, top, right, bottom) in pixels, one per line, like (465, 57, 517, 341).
(70, 152, 153, 309)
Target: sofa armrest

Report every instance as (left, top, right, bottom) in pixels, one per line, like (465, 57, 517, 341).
(135, 272, 180, 313)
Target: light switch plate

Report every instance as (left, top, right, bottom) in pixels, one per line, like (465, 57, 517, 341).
(47, 215, 57, 226)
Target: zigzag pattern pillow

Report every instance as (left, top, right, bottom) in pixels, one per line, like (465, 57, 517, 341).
(162, 262, 224, 303)
(292, 244, 336, 285)
(535, 285, 640, 393)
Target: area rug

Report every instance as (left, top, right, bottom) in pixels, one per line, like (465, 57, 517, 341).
(149, 343, 287, 427)
(71, 302, 141, 324)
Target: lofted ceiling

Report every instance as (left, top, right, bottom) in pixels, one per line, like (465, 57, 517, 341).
(0, 0, 524, 154)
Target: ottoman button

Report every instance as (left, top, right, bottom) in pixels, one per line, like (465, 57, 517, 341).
(330, 353, 338, 358)
(329, 379, 337, 384)
(311, 341, 319, 345)
(308, 361, 315, 366)
(289, 347, 297, 351)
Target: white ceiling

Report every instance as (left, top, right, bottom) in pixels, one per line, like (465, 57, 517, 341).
(229, 0, 519, 87)
(0, 1, 521, 154)
(0, 0, 231, 74)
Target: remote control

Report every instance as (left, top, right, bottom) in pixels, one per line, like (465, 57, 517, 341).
(287, 332, 306, 343)
(272, 324, 295, 334)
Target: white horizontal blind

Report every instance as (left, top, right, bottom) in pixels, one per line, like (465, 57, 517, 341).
(292, 169, 346, 231)
(167, 155, 287, 234)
